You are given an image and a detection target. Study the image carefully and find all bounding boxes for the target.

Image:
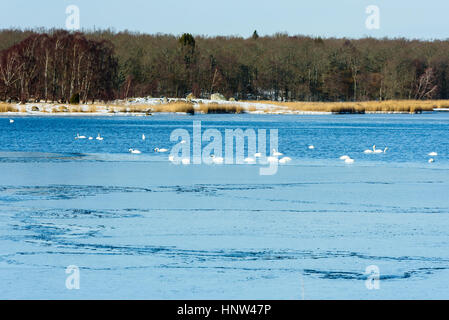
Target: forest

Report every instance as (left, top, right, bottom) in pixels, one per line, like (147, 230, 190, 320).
(0, 28, 447, 103)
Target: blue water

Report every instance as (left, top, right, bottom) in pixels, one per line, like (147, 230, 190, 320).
(1, 114, 448, 163)
(0, 114, 448, 299)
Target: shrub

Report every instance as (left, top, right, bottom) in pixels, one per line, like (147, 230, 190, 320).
(69, 93, 80, 105)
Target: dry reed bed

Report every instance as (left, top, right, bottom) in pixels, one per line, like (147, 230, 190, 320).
(245, 100, 444, 113)
(198, 103, 244, 114)
(0, 103, 18, 112)
(112, 102, 244, 114)
(1, 99, 449, 114)
(106, 102, 194, 114)
(150, 102, 194, 114)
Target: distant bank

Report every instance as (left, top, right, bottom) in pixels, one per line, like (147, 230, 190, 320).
(0, 98, 446, 115)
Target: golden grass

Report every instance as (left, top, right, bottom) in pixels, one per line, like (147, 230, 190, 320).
(69, 105, 82, 113)
(246, 105, 258, 112)
(198, 103, 244, 114)
(0, 103, 18, 112)
(1, 99, 447, 114)
(105, 101, 194, 114)
(150, 101, 195, 114)
(51, 106, 65, 113)
(244, 100, 441, 113)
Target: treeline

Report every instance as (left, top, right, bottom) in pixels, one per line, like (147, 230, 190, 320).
(1, 28, 449, 102)
(0, 30, 117, 102)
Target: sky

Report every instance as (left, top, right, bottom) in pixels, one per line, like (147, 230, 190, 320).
(0, 0, 447, 40)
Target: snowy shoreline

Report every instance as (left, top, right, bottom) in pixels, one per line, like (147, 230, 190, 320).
(0, 97, 439, 116)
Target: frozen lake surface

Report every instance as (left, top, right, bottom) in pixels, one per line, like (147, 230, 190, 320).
(0, 114, 448, 299)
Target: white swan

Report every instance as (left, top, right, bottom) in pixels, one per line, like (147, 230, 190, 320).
(308, 145, 315, 150)
(364, 145, 375, 154)
(154, 148, 169, 153)
(345, 158, 355, 164)
(364, 145, 386, 154)
(279, 157, 292, 164)
(88, 136, 93, 140)
(129, 148, 142, 154)
(254, 152, 262, 158)
(244, 157, 256, 164)
(9, 119, 14, 123)
(142, 134, 146, 141)
(180, 140, 187, 144)
(75, 133, 86, 140)
(428, 158, 435, 163)
(428, 152, 438, 156)
(340, 155, 350, 160)
(169, 155, 190, 164)
(211, 155, 224, 164)
(96, 134, 103, 141)
(272, 149, 283, 156)
(373, 147, 388, 154)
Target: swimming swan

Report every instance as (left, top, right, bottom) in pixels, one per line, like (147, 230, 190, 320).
(129, 148, 142, 154)
(364, 145, 387, 154)
(142, 134, 146, 141)
(279, 157, 292, 164)
(364, 145, 375, 153)
(272, 149, 283, 156)
(340, 155, 350, 160)
(154, 148, 169, 153)
(345, 158, 355, 164)
(75, 133, 86, 140)
(168, 156, 190, 164)
(244, 157, 256, 164)
(428, 152, 438, 156)
(9, 119, 14, 123)
(96, 134, 103, 141)
(373, 147, 388, 154)
(211, 155, 224, 164)
(308, 145, 315, 150)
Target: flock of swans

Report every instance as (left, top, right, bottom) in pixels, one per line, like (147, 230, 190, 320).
(73, 129, 294, 165)
(75, 133, 103, 141)
(337, 144, 387, 164)
(71, 131, 441, 165)
(167, 149, 292, 165)
(75, 131, 170, 155)
(338, 144, 438, 164)
(241, 149, 292, 165)
(338, 144, 387, 164)
(9, 119, 440, 165)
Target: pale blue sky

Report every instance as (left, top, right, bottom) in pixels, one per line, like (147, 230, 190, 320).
(0, 0, 447, 39)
